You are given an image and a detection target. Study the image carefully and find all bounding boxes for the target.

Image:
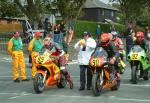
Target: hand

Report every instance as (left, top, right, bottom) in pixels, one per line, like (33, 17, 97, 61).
(79, 39, 85, 45)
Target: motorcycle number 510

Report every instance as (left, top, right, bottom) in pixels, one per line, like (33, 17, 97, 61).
(132, 54, 138, 60)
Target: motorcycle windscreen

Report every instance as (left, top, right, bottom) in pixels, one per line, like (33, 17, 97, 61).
(90, 47, 108, 67)
(129, 45, 145, 60)
(130, 45, 143, 53)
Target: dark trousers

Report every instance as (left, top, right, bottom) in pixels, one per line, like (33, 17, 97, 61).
(79, 65, 92, 89)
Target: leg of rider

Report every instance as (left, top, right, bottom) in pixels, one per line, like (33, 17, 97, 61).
(59, 55, 71, 81)
(86, 65, 92, 89)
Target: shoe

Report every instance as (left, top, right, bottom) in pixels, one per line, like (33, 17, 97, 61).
(14, 78, 20, 83)
(22, 78, 30, 81)
(79, 87, 85, 91)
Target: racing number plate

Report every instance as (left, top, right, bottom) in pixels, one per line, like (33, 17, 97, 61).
(90, 58, 102, 67)
(38, 56, 44, 63)
(131, 54, 138, 60)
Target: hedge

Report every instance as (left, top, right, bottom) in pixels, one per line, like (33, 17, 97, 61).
(74, 20, 125, 38)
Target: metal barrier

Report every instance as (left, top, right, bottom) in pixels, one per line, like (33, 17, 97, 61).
(0, 38, 9, 53)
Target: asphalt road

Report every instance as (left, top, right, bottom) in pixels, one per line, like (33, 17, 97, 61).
(0, 54, 150, 103)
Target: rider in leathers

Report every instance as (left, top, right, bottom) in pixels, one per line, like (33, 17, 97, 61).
(43, 38, 72, 83)
(95, 33, 120, 80)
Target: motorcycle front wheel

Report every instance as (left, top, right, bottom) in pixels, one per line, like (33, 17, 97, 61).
(131, 65, 139, 84)
(33, 73, 45, 93)
(92, 73, 103, 96)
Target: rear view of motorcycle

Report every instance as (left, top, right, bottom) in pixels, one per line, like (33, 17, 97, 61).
(128, 45, 150, 84)
(89, 47, 120, 96)
(33, 50, 73, 93)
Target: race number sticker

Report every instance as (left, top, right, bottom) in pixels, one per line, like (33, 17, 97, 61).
(90, 58, 103, 67)
(131, 54, 138, 60)
(38, 56, 44, 63)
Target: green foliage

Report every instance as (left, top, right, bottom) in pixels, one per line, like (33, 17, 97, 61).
(74, 20, 125, 38)
(0, 0, 23, 17)
(52, 0, 86, 21)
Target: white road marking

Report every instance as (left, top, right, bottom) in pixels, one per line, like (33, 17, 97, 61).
(8, 92, 32, 99)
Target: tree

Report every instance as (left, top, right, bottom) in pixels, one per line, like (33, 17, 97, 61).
(110, 0, 147, 23)
(52, 0, 87, 24)
(0, 0, 23, 17)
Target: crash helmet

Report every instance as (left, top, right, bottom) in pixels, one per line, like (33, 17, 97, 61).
(111, 31, 118, 40)
(135, 31, 144, 43)
(99, 33, 112, 46)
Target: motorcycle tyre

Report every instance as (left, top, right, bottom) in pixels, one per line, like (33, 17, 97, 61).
(57, 74, 67, 88)
(92, 73, 103, 96)
(131, 65, 139, 84)
(33, 73, 45, 94)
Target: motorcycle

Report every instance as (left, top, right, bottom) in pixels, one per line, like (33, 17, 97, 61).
(127, 45, 150, 84)
(89, 47, 120, 96)
(33, 49, 73, 93)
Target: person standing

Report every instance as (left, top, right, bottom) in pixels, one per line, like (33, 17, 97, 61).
(74, 31, 96, 90)
(7, 32, 29, 82)
(43, 18, 49, 38)
(53, 24, 61, 43)
(96, 25, 101, 38)
(59, 20, 67, 43)
(28, 32, 43, 79)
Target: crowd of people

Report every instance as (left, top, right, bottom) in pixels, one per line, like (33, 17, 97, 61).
(7, 19, 150, 92)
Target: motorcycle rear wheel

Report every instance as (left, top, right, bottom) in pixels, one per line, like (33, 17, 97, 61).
(33, 73, 45, 93)
(143, 70, 150, 80)
(57, 74, 67, 88)
(92, 73, 103, 96)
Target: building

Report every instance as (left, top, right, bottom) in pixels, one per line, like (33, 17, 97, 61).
(80, 0, 118, 22)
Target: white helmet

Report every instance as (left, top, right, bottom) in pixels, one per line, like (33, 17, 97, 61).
(111, 31, 118, 40)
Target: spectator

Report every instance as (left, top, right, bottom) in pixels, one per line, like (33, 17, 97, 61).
(43, 18, 49, 38)
(144, 26, 150, 39)
(53, 24, 61, 43)
(59, 20, 67, 42)
(66, 26, 74, 45)
(96, 24, 101, 38)
(74, 31, 96, 91)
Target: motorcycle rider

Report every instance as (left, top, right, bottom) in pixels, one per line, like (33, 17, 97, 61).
(111, 31, 125, 73)
(43, 37, 72, 83)
(133, 31, 150, 61)
(133, 32, 147, 52)
(96, 33, 120, 80)
(28, 32, 43, 79)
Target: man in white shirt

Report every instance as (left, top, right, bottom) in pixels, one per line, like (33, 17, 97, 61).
(74, 31, 96, 90)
